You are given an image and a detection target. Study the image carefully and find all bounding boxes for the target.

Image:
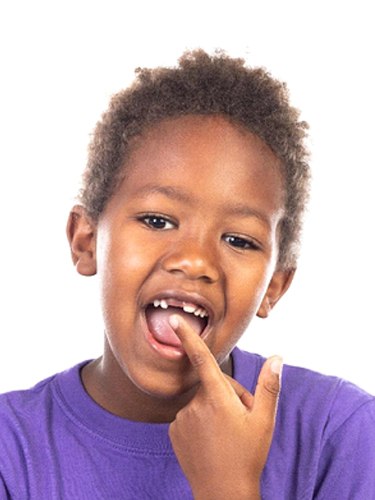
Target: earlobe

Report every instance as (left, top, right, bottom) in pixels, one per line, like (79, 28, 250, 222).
(257, 269, 295, 318)
(66, 205, 97, 276)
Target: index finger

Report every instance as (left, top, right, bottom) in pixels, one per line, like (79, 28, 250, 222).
(169, 314, 230, 394)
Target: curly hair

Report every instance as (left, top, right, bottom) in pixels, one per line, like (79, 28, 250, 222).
(80, 49, 310, 270)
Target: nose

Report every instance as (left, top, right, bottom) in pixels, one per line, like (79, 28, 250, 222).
(161, 239, 220, 283)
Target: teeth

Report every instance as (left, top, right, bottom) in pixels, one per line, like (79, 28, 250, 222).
(193, 308, 208, 318)
(182, 305, 196, 313)
(152, 299, 208, 318)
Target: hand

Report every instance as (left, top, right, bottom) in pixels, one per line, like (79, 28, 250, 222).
(168, 314, 282, 500)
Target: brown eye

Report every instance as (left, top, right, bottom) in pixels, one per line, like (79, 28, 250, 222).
(224, 235, 259, 250)
(141, 215, 175, 230)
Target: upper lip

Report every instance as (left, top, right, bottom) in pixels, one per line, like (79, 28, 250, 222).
(143, 289, 217, 326)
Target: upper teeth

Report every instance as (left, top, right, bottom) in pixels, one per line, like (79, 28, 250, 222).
(152, 299, 208, 318)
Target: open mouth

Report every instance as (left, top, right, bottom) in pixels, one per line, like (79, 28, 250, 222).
(145, 298, 209, 348)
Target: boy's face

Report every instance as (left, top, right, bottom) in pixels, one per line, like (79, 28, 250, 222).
(72, 115, 292, 401)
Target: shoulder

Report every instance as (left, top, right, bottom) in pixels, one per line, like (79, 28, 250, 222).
(232, 347, 374, 440)
(280, 367, 375, 497)
(0, 363, 86, 457)
(0, 371, 58, 483)
(0, 361, 90, 497)
(0, 373, 57, 422)
(233, 348, 375, 496)
(0, 361, 89, 409)
(281, 362, 374, 441)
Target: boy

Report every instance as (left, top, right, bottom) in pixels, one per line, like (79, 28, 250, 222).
(1, 50, 374, 499)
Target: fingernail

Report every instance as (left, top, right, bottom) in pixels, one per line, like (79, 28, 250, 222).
(169, 315, 179, 329)
(270, 357, 283, 376)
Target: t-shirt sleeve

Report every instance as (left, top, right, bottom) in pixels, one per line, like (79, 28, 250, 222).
(313, 399, 375, 499)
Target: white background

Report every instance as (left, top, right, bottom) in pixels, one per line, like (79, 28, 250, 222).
(0, 1, 374, 394)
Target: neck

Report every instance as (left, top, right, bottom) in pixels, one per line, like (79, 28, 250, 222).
(81, 346, 232, 423)
(81, 357, 199, 423)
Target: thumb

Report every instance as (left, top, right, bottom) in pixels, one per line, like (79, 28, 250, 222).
(253, 356, 283, 424)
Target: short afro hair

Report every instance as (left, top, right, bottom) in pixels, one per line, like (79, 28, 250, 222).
(80, 49, 310, 270)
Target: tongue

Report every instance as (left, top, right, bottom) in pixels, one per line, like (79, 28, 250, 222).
(146, 306, 205, 347)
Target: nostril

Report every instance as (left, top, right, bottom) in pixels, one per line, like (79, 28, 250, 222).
(163, 254, 220, 283)
(167, 266, 217, 283)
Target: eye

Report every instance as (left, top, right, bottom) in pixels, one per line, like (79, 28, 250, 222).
(223, 234, 260, 251)
(139, 214, 176, 230)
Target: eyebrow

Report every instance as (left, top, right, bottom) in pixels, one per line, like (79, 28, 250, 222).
(136, 184, 271, 226)
(136, 184, 194, 204)
(224, 203, 270, 224)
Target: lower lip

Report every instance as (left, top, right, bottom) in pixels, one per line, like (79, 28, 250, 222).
(142, 314, 187, 361)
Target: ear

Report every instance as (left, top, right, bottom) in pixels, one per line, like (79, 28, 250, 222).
(66, 205, 97, 276)
(257, 269, 295, 318)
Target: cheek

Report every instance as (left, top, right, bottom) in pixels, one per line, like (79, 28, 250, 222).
(98, 232, 155, 287)
(228, 263, 273, 324)
(96, 238, 150, 326)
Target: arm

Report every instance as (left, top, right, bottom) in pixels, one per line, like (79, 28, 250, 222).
(168, 314, 282, 500)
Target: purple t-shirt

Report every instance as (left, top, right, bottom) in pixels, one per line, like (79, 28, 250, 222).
(0, 348, 374, 499)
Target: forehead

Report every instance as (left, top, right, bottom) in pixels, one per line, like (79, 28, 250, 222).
(128, 115, 280, 171)
(115, 115, 285, 216)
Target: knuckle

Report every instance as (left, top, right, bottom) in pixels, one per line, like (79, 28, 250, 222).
(190, 351, 206, 369)
(261, 379, 280, 398)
